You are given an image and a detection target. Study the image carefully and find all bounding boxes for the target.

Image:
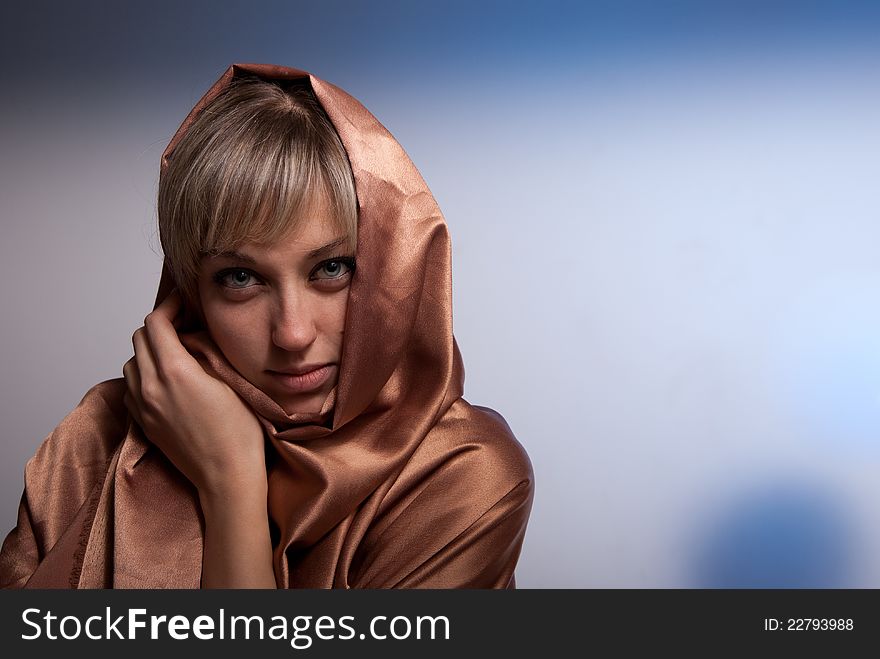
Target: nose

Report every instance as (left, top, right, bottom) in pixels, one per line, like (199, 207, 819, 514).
(271, 292, 318, 352)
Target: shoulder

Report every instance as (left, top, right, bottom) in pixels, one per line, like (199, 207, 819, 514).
(377, 398, 534, 522)
(67, 378, 128, 429)
(30, 378, 127, 457)
(352, 399, 534, 587)
(426, 397, 534, 495)
(13, 379, 130, 556)
(29, 378, 128, 472)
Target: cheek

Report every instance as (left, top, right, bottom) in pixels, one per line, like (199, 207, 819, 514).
(200, 298, 269, 366)
(318, 294, 349, 339)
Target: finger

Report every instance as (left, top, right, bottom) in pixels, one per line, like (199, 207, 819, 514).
(131, 326, 158, 384)
(153, 289, 183, 324)
(122, 355, 141, 394)
(143, 290, 195, 370)
(122, 357, 144, 427)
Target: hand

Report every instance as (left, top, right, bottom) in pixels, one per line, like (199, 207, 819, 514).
(122, 290, 267, 498)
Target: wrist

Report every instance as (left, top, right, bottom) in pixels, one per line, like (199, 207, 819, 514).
(197, 451, 267, 496)
(198, 473, 268, 514)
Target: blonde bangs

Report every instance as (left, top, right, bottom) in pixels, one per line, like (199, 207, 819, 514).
(201, 113, 355, 253)
(158, 77, 358, 306)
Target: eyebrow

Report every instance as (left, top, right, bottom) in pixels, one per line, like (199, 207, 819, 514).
(306, 237, 349, 259)
(202, 237, 350, 263)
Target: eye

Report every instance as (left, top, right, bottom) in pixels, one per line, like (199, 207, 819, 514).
(213, 268, 262, 289)
(311, 257, 355, 281)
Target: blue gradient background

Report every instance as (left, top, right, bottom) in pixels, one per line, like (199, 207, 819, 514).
(2, 1, 879, 587)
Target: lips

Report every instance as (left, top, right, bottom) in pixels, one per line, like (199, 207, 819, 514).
(267, 364, 335, 393)
(271, 363, 330, 376)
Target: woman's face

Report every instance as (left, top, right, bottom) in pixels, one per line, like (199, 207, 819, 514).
(196, 192, 354, 415)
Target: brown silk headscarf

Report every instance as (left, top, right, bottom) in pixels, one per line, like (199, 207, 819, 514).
(0, 63, 534, 589)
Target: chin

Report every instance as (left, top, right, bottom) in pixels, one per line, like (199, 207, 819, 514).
(278, 388, 334, 416)
(281, 401, 323, 416)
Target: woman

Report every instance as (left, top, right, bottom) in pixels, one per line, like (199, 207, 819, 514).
(0, 63, 534, 588)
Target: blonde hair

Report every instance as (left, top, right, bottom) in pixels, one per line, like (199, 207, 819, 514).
(158, 76, 358, 308)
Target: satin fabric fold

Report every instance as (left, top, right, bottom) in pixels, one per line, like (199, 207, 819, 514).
(0, 63, 534, 589)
